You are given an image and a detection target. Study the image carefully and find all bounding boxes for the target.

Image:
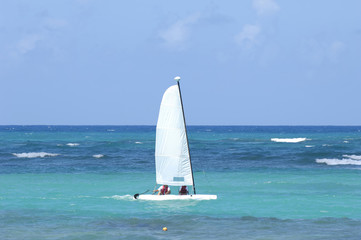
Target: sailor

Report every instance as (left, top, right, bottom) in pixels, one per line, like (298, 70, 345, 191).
(179, 185, 189, 195)
(153, 185, 171, 195)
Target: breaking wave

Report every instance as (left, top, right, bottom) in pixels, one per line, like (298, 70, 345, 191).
(271, 138, 307, 143)
(316, 158, 361, 166)
(66, 143, 79, 147)
(343, 155, 361, 160)
(13, 152, 59, 158)
(93, 154, 104, 158)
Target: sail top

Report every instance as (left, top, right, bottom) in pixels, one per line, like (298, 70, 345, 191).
(155, 84, 193, 186)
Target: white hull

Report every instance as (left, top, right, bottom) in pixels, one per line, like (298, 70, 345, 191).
(136, 194, 217, 201)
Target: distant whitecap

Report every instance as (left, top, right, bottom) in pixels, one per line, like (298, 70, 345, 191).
(135, 141, 143, 144)
(93, 154, 104, 158)
(305, 145, 314, 148)
(13, 152, 59, 158)
(66, 143, 79, 147)
(271, 138, 307, 143)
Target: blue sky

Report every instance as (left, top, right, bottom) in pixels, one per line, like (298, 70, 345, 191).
(1, 0, 361, 125)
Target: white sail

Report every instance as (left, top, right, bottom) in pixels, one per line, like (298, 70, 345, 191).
(155, 85, 193, 186)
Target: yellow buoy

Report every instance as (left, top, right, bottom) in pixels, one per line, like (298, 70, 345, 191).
(163, 227, 168, 231)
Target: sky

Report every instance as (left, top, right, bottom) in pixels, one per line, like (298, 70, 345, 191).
(1, 0, 361, 125)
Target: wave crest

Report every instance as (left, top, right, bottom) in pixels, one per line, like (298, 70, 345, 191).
(271, 138, 307, 143)
(343, 155, 361, 160)
(13, 152, 59, 158)
(316, 158, 361, 166)
(66, 143, 79, 147)
(93, 154, 104, 158)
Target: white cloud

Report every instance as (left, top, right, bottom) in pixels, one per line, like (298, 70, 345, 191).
(235, 24, 261, 48)
(17, 34, 43, 54)
(233, 0, 279, 60)
(253, 0, 280, 16)
(159, 14, 200, 49)
(301, 39, 345, 65)
(13, 18, 67, 56)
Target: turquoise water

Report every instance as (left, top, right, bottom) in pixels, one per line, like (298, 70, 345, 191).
(1, 126, 361, 239)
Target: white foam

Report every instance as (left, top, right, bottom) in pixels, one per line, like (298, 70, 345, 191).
(271, 138, 307, 143)
(66, 143, 79, 146)
(305, 145, 314, 148)
(107, 129, 115, 132)
(102, 195, 133, 200)
(343, 155, 361, 160)
(13, 152, 59, 158)
(93, 154, 104, 158)
(135, 141, 143, 144)
(316, 158, 361, 166)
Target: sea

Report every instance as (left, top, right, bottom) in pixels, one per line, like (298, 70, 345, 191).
(1, 125, 361, 239)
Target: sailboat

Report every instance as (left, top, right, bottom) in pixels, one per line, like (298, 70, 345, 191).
(134, 76, 217, 200)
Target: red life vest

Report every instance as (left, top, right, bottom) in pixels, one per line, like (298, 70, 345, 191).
(179, 186, 188, 194)
(160, 186, 168, 195)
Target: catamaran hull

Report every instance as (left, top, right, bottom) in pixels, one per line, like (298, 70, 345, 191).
(135, 194, 217, 200)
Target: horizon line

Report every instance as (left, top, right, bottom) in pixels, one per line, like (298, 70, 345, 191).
(1, 124, 361, 127)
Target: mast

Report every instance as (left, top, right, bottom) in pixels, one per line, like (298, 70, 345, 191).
(174, 76, 196, 195)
